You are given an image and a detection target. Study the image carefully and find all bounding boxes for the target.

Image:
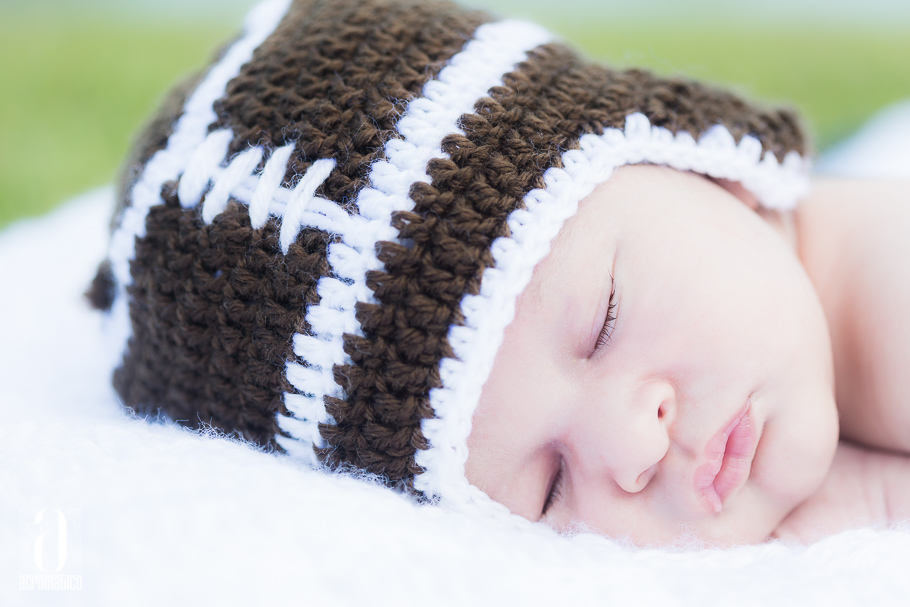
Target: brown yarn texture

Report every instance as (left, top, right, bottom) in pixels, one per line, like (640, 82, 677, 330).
(116, 189, 329, 445)
(101, 0, 807, 484)
(322, 43, 806, 484)
(112, 0, 487, 450)
(213, 0, 490, 210)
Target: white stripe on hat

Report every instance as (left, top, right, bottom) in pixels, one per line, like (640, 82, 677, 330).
(276, 19, 555, 463)
(106, 0, 292, 378)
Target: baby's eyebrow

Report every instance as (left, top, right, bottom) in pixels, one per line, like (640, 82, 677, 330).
(466, 444, 512, 501)
(469, 432, 511, 478)
(470, 413, 548, 493)
(520, 273, 547, 313)
(518, 210, 591, 313)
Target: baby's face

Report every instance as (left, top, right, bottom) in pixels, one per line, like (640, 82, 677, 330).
(465, 165, 839, 546)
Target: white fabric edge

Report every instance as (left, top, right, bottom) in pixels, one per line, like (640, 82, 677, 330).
(276, 19, 555, 460)
(415, 112, 812, 513)
(104, 0, 291, 375)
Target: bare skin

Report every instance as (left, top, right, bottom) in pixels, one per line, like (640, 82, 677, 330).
(467, 166, 839, 545)
(775, 178, 910, 542)
(798, 179, 910, 453)
(465, 166, 910, 545)
(773, 441, 910, 542)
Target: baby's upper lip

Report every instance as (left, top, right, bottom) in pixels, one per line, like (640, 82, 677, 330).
(692, 400, 759, 514)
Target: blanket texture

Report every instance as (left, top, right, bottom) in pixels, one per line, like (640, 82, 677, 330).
(3, 102, 910, 606)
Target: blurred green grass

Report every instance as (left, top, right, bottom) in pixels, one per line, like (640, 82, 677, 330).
(2, 15, 909, 228)
(558, 23, 910, 151)
(0, 18, 232, 227)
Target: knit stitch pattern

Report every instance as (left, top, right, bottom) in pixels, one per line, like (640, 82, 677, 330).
(326, 42, 806, 485)
(92, 0, 809, 496)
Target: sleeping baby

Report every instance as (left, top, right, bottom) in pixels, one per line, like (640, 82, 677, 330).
(88, 0, 910, 546)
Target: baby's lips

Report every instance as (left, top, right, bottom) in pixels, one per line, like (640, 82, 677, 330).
(714, 405, 759, 503)
(693, 400, 756, 514)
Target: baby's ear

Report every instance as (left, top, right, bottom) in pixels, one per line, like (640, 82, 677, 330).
(710, 177, 760, 211)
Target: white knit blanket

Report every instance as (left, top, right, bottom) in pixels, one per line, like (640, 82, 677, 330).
(4, 103, 910, 606)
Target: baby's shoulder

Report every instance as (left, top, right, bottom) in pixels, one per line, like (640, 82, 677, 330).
(799, 179, 910, 453)
(850, 183, 910, 451)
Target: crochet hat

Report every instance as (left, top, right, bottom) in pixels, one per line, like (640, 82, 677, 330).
(90, 0, 810, 515)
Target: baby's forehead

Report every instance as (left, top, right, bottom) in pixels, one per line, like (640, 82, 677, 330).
(523, 165, 778, 303)
(531, 164, 670, 272)
(515, 185, 618, 317)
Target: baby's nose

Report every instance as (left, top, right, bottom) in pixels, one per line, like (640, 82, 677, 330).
(610, 380, 676, 493)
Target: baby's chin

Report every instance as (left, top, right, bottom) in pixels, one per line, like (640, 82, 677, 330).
(568, 519, 777, 549)
(608, 516, 781, 549)
(528, 508, 775, 550)
(535, 473, 812, 548)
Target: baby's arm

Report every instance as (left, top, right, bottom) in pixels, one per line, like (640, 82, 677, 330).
(772, 441, 910, 543)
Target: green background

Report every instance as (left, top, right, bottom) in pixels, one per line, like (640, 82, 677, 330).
(2, 0, 909, 228)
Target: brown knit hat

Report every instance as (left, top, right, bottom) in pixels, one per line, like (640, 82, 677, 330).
(90, 0, 810, 512)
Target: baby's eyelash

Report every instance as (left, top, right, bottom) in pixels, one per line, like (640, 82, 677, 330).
(542, 457, 565, 517)
(594, 282, 617, 351)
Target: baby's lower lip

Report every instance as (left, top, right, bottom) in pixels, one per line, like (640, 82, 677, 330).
(694, 401, 759, 514)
